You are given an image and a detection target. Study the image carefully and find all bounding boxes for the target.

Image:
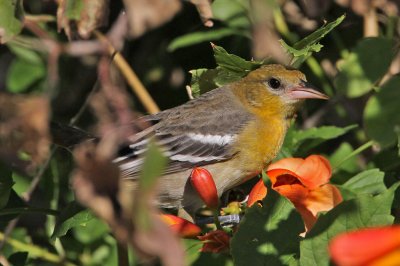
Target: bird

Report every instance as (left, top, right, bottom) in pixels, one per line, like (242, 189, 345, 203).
(108, 64, 328, 213)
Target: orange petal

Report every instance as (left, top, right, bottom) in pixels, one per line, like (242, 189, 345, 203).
(303, 184, 343, 217)
(267, 168, 303, 186)
(248, 178, 268, 207)
(370, 249, 400, 266)
(267, 169, 308, 203)
(268, 157, 305, 172)
(329, 226, 400, 266)
(160, 214, 201, 238)
(298, 184, 342, 232)
(296, 155, 332, 189)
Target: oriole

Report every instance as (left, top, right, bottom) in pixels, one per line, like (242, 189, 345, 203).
(112, 64, 328, 212)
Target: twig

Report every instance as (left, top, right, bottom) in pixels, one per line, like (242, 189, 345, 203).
(94, 30, 160, 114)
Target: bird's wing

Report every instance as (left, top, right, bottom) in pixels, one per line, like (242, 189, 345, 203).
(115, 87, 254, 179)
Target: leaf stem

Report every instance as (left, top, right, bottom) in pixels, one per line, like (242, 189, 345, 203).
(332, 140, 374, 171)
(0, 231, 77, 266)
(0, 207, 59, 216)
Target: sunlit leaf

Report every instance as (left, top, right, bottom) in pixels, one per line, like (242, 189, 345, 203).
(232, 188, 303, 265)
(300, 184, 398, 266)
(212, 0, 250, 28)
(6, 58, 46, 93)
(341, 169, 386, 196)
(51, 201, 95, 240)
(213, 44, 262, 73)
(329, 142, 358, 173)
(168, 28, 241, 52)
(364, 76, 400, 148)
(189, 44, 263, 97)
(335, 37, 394, 98)
(281, 15, 345, 67)
(281, 125, 357, 156)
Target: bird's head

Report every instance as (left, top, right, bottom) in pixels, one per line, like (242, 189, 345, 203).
(233, 64, 328, 118)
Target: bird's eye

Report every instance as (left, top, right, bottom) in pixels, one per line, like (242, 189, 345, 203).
(268, 78, 281, 89)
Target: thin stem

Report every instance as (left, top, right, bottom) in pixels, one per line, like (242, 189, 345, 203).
(0, 232, 77, 266)
(94, 30, 160, 114)
(0, 207, 59, 216)
(117, 242, 129, 266)
(213, 210, 223, 230)
(332, 140, 374, 171)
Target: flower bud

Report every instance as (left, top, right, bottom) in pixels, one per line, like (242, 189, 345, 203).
(160, 214, 201, 238)
(190, 167, 219, 209)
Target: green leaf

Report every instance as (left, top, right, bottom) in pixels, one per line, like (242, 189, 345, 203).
(329, 143, 357, 173)
(293, 15, 345, 50)
(281, 15, 345, 67)
(189, 45, 263, 97)
(189, 68, 216, 97)
(135, 141, 168, 229)
(335, 37, 394, 98)
(0, 0, 24, 44)
(6, 58, 46, 93)
(0, 163, 14, 209)
(51, 201, 95, 240)
(294, 125, 356, 143)
(0, 190, 26, 227)
(213, 44, 262, 73)
(364, 76, 400, 148)
(168, 28, 241, 51)
(299, 183, 398, 266)
(7, 44, 43, 64)
(341, 169, 386, 195)
(73, 216, 109, 244)
(282, 125, 357, 155)
(212, 0, 250, 28)
(231, 189, 303, 266)
(138, 141, 168, 190)
(185, 238, 234, 266)
(280, 40, 322, 61)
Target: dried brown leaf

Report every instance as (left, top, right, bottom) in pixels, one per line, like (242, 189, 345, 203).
(122, 0, 182, 38)
(0, 93, 50, 173)
(252, 24, 290, 63)
(72, 131, 185, 265)
(71, 57, 184, 265)
(57, 0, 110, 40)
(189, 0, 214, 27)
(78, 0, 110, 39)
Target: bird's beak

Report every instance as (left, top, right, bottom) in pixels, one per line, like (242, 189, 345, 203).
(287, 80, 329, 100)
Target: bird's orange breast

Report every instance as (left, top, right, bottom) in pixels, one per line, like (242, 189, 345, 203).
(233, 115, 288, 174)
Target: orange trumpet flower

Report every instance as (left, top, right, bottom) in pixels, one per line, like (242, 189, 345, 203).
(267, 155, 342, 231)
(248, 155, 342, 232)
(329, 226, 400, 266)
